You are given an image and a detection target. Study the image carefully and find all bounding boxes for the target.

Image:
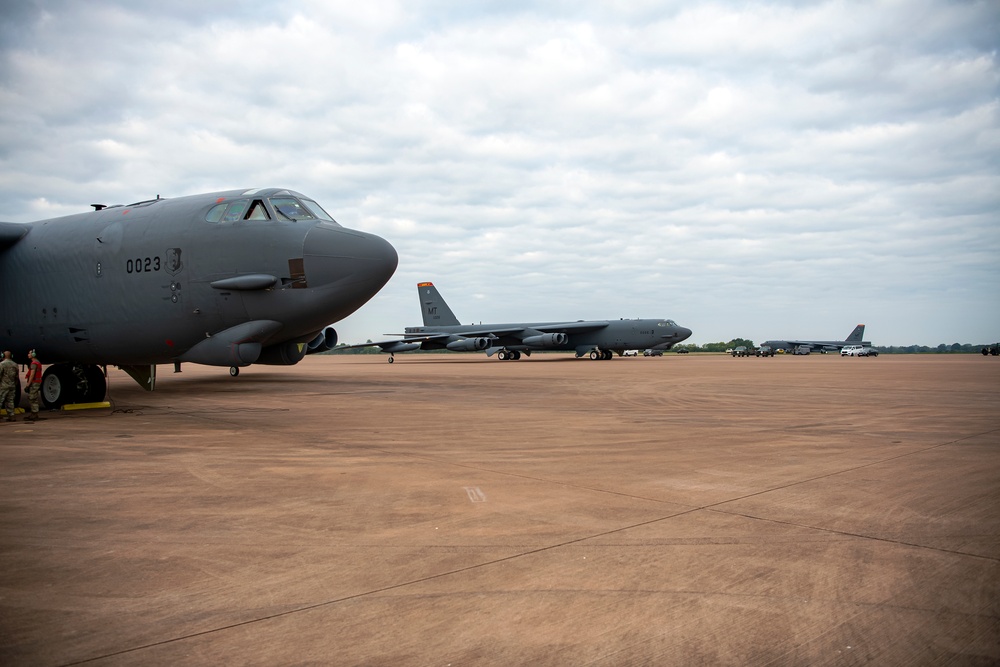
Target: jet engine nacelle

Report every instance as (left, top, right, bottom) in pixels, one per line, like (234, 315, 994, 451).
(306, 327, 338, 354)
(446, 337, 491, 352)
(522, 333, 568, 348)
(178, 320, 281, 366)
(257, 340, 309, 366)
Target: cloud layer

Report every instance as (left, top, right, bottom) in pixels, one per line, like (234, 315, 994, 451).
(2, 1, 998, 345)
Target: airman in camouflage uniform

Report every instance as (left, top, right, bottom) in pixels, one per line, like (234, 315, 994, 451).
(0, 350, 18, 422)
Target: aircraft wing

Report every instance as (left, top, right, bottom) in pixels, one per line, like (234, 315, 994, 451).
(416, 321, 612, 338)
(341, 321, 612, 354)
(339, 331, 492, 354)
(530, 321, 611, 335)
(339, 334, 450, 351)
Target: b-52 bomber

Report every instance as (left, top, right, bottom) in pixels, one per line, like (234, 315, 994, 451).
(354, 282, 691, 362)
(761, 324, 870, 354)
(0, 188, 397, 407)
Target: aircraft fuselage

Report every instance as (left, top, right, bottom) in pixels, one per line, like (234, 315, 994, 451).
(0, 188, 397, 373)
(404, 319, 691, 355)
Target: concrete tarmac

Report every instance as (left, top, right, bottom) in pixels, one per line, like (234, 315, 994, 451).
(1, 354, 998, 665)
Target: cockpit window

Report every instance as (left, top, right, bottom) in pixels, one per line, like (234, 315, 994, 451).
(206, 203, 226, 223)
(301, 199, 336, 222)
(206, 199, 270, 223)
(270, 197, 315, 221)
(207, 194, 333, 224)
(659, 320, 677, 327)
(246, 200, 269, 220)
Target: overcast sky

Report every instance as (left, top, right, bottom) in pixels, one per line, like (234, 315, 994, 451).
(1, 1, 997, 346)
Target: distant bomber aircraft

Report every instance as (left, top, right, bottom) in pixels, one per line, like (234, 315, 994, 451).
(761, 324, 870, 354)
(353, 282, 692, 362)
(0, 188, 397, 407)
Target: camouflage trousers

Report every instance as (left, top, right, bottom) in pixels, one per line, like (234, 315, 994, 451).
(27, 383, 40, 414)
(0, 385, 15, 418)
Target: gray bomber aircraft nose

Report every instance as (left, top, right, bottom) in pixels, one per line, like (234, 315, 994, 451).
(302, 223, 398, 291)
(0, 187, 399, 403)
(675, 326, 692, 342)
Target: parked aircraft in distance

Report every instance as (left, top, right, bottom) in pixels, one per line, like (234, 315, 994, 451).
(348, 282, 692, 362)
(761, 324, 870, 354)
(0, 188, 397, 407)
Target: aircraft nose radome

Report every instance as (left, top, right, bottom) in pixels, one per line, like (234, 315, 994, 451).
(302, 225, 398, 290)
(678, 327, 692, 341)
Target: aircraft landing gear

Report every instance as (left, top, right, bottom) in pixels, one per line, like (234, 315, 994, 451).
(589, 349, 613, 360)
(41, 363, 108, 408)
(387, 354, 394, 363)
(496, 350, 521, 361)
(229, 366, 240, 377)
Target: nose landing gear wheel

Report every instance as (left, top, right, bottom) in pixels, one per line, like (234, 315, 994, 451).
(230, 366, 240, 377)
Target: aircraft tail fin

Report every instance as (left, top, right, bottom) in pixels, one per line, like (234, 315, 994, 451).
(846, 324, 865, 342)
(417, 282, 460, 327)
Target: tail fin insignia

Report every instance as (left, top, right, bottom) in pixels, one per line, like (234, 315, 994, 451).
(847, 324, 865, 342)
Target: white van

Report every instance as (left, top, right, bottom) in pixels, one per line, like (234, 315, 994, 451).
(841, 345, 866, 357)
